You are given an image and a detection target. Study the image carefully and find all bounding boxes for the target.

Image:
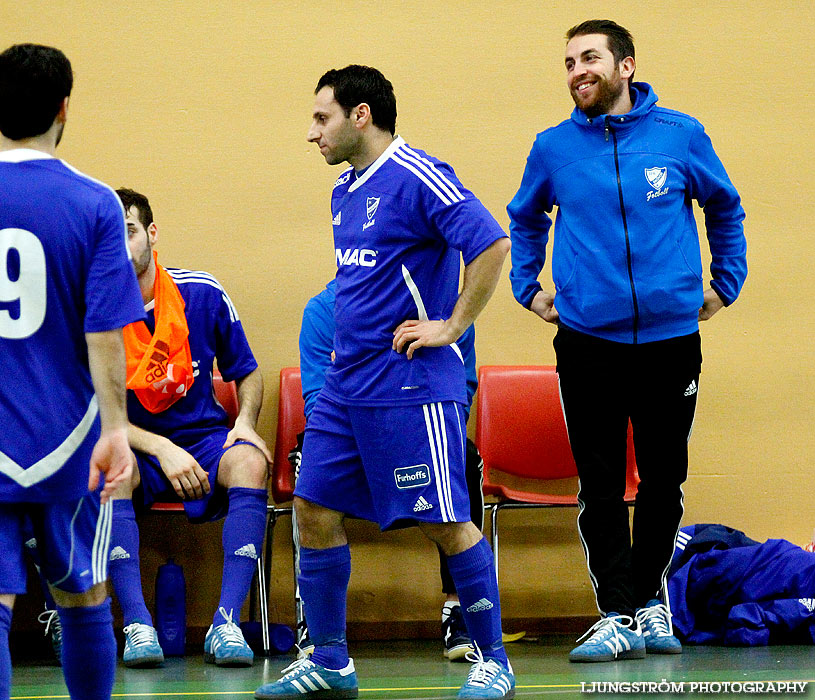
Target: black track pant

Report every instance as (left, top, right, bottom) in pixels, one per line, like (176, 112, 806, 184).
(554, 326, 702, 617)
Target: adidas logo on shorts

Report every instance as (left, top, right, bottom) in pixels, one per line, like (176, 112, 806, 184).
(799, 598, 815, 612)
(109, 546, 130, 561)
(413, 496, 433, 512)
(234, 544, 258, 559)
(467, 598, 494, 613)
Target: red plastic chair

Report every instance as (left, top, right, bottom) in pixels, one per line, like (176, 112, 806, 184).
(475, 365, 639, 583)
(271, 367, 305, 507)
(264, 368, 305, 628)
(149, 369, 272, 653)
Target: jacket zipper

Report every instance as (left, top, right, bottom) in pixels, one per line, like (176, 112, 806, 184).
(607, 116, 640, 343)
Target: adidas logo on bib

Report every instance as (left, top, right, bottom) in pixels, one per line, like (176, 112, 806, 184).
(234, 544, 258, 559)
(467, 598, 494, 613)
(413, 496, 433, 512)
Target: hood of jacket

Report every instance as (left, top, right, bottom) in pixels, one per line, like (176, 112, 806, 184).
(570, 82, 659, 132)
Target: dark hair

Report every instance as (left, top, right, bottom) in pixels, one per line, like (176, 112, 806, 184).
(566, 19, 635, 65)
(316, 65, 397, 135)
(116, 188, 153, 229)
(0, 43, 73, 140)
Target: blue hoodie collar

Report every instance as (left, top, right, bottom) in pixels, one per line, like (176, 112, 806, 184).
(570, 82, 658, 129)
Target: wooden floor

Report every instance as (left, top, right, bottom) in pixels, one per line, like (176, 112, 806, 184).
(9, 637, 815, 699)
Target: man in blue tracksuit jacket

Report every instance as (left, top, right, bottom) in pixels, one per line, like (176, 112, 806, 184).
(507, 19, 747, 663)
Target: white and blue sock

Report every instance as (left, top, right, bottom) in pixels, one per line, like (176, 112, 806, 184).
(215, 487, 267, 627)
(447, 537, 508, 666)
(109, 499, 153, 626)
(299, 544, 351, 670)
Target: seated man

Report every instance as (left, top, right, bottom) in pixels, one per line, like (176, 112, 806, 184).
(295, 279, 483, 661)
(109, 188, 272, 668)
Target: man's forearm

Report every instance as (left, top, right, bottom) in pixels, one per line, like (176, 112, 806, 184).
(127, 422, 172, 457)
(447, 237, 511, 338)
(85, 329, 129, 432)
(235, 367, 264, 426)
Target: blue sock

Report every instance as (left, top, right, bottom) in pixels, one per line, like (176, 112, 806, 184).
(215, 487, 267, 627)
(59, 599, 117, 700)
(447, 537, 508, 666)
(109, 499, 153, 626)
(0, 603, 11, 700)
(300, 545, 351, 670)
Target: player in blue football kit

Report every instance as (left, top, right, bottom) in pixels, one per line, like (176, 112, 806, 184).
(295, 279, 484, 661)
(255, 65, 514, 700)
(106, 188, 272, 669)
(0, 44, 145, 700)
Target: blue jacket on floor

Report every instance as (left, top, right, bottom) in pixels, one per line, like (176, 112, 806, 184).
(668, 524, 815, 645)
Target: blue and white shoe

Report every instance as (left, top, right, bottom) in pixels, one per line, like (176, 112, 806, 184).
(457, 645, 515, 699)
(443, 604, 474, 662)
(38, 608, 62, 666)
(569, 614, 645, 663)
(123, 622, 165, 667)
(254, 657, 358, 699)
(204, 607, 254, 667)
(635, 599, 682, 654)
(295, 620, 315, 659)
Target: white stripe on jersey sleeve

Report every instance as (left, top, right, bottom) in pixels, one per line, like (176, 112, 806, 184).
(398, 145, 464, 202)
(166, 269, 239, 323)
(392, 153, 453, 206)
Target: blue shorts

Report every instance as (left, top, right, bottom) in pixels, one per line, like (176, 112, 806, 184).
(134, 428, 250, 523)
(295, 395, 470, 530)
(0, 493, 111, 594)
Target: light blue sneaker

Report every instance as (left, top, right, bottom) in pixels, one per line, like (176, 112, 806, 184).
(635, 599, 682, 654)
(569, 614, 645, 663)
(457, 646, 515, 699)
(254, 657, 358, 699)
(122, 622, 165, 667)
(204, 607, 254, 667)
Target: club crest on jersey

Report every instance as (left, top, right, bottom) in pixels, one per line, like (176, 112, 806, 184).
(364, 196, 380, 230)
(645, 167, 669, 201)
(336, 248, 377, 267)
(394, 464, 431, 489)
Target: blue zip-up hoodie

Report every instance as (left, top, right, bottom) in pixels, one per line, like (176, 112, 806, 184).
(508, 83, 747, 344)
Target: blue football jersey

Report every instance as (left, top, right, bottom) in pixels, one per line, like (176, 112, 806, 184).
(125, 267, 258, 443)
(300, 279, 479, 420)
(0, 150, 145, 503)
(322, 136, 506, 406)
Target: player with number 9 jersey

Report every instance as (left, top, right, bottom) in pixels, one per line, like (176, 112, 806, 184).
(0, 153, 144, 502)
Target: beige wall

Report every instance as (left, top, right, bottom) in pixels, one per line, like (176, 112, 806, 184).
(4, 2, 814, 630)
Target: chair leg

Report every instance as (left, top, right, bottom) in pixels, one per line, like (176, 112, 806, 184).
(257, 555, 270, 655)
(292, 505, 305, 631)
(490, 504, 501, 585)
